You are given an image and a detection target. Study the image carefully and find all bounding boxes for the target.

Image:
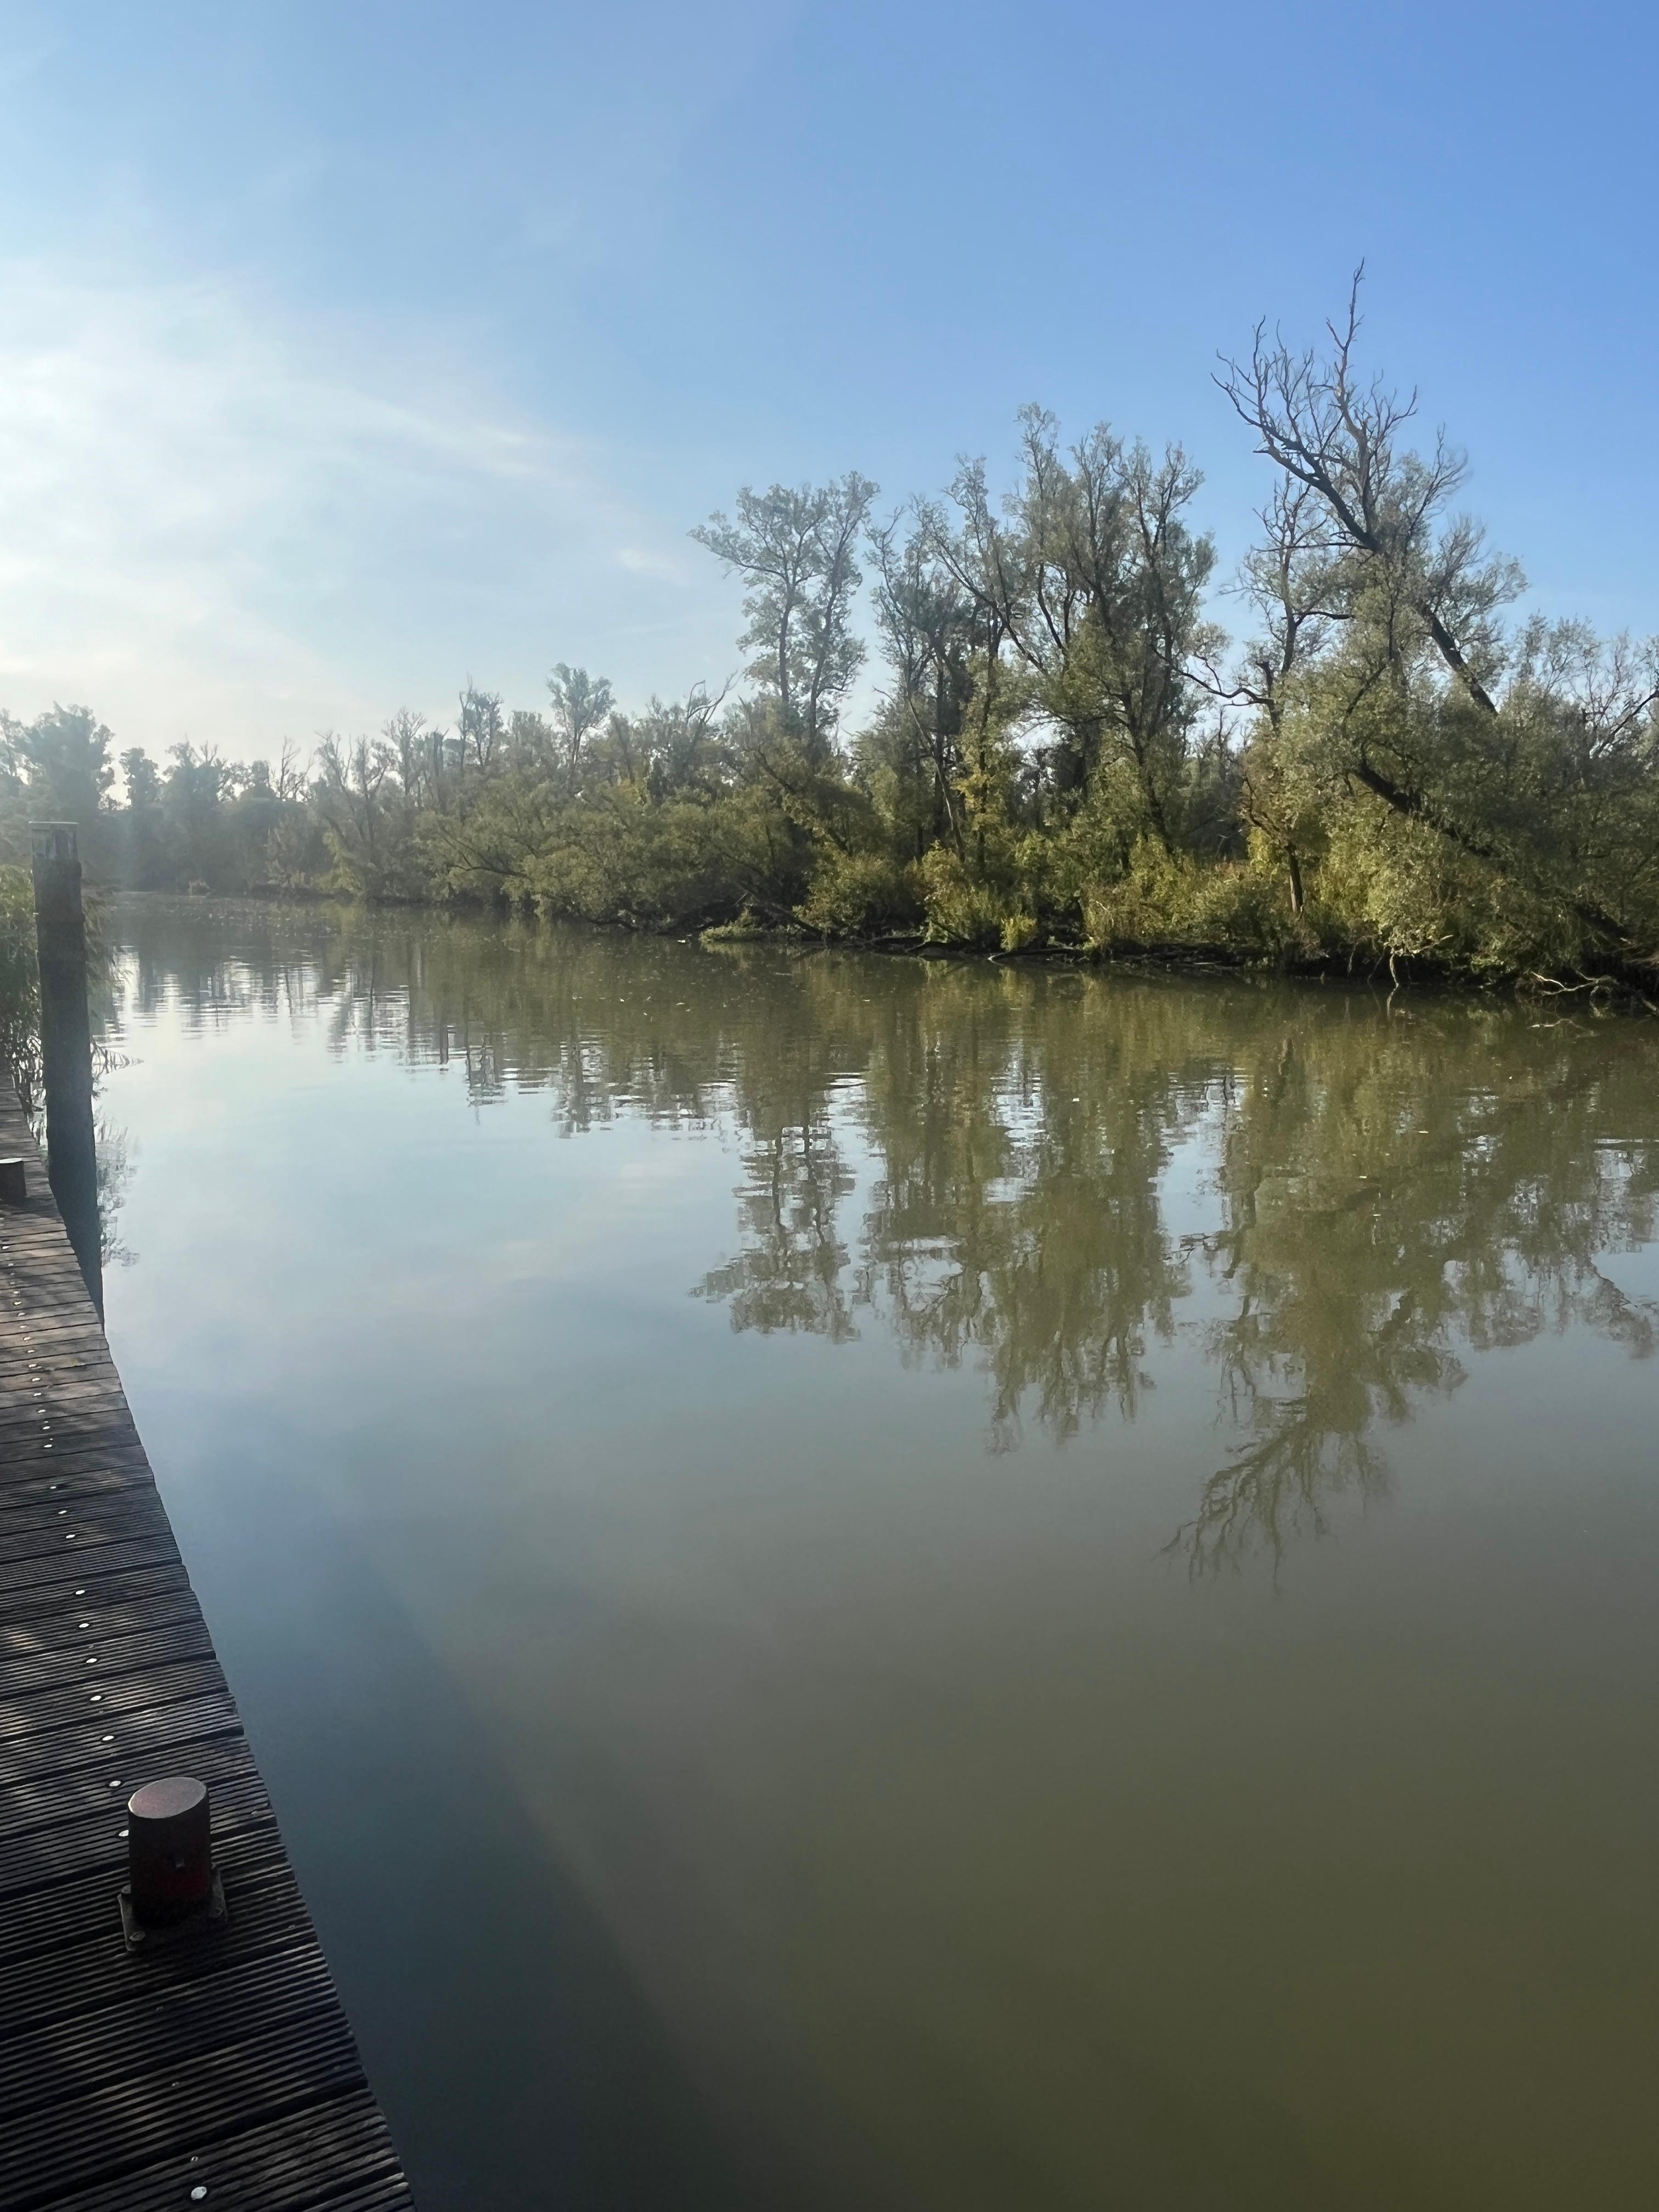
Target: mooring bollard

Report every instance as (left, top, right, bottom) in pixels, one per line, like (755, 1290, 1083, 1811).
(120, 1775, 228, 1948)
(0, 1158, 24, 1204)
(28, 822, 101, 1316)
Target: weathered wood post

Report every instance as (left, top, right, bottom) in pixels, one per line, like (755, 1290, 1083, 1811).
(29, 821, 103, 1316)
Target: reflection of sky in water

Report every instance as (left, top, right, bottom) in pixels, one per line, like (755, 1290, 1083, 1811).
(93, 900, 1659, 2212)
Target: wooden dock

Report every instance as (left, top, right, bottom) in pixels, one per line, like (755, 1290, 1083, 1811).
(0, 1088, 415, 2210)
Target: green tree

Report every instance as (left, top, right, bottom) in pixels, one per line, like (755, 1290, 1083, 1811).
(161, 742, 240, 887)
(116, 747, 170, 888)
(1, 704, 115, 842)
(693, 472, 878, 765)
(457, 684, 505, 774)
(545, 665, 615, 795)
(1219, 273, 1659, 968)
(930, 411, 1219, 848)
(862, 515, 984, 859)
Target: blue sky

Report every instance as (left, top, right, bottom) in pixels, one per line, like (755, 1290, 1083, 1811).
(1, 0, 1654, 761)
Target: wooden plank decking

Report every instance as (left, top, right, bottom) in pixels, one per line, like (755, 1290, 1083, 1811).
(0, 1088, 415, 2210)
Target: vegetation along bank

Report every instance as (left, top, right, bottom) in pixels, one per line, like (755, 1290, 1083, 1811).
(4, 280, 1657, 1004)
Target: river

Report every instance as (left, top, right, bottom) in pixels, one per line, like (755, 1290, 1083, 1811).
(94, 895, 1659, 2210)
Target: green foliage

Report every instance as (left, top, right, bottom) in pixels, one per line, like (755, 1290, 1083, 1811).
(0, 864, 40, 1108)
(1075, 843, 1295, 957)
(1, 706, 115, 833)
(692, 475, 877, 763)
(524, 793, 756, 928)
(917, 845, 1023, 950)
(798, 849, 922, 937)
(10, 313, 1659, 991)
(0, 862, 111, 1116)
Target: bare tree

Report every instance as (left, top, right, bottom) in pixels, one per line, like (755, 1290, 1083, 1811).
(274, 738, 308, 805)
(1216, 268, 1521, 717)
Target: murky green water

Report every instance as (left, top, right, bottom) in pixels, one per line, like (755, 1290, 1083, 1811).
(95, 896, 1659, 2210)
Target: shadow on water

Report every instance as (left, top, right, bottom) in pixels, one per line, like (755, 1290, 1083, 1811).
(179, 1429, 767, 2212)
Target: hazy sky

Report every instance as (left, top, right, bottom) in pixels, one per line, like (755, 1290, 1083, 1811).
(2, 1, 1654, 762)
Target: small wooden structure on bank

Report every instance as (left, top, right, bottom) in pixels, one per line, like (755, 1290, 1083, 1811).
(0, 1086, 415, 2209)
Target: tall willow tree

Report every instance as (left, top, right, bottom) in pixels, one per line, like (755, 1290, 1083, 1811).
(860, 515, 989, 860)
(928, 408, 1221, 850)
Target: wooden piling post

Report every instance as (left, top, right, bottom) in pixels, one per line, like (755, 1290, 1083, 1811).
(29, 821, 103, 1316)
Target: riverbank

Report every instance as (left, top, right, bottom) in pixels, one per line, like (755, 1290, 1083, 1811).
(696, 911, 1659, 1009)
(77, 883, 1659, 1015)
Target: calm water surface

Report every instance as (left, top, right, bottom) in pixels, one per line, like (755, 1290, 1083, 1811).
(95, 897, 1659, 2210)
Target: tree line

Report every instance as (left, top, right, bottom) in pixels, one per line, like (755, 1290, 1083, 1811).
(4, 277, 1657, 986)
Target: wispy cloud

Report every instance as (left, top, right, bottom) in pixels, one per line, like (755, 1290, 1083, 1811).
(0, 262, 727, 759)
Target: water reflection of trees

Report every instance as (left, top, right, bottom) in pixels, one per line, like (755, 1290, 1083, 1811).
(109, 899, 1659, 1566)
